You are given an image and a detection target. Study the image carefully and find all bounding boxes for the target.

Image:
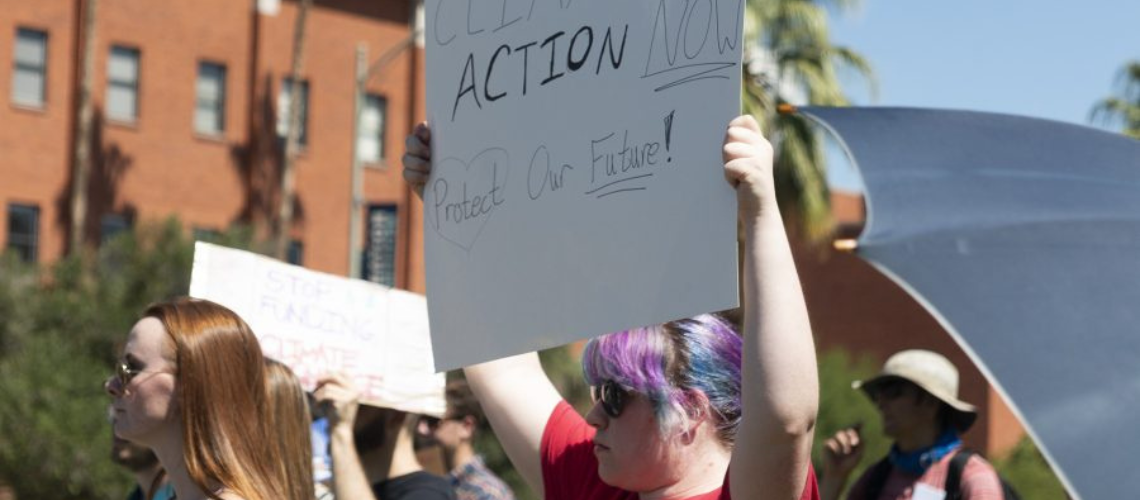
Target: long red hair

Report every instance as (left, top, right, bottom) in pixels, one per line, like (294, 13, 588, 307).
(144, 298, 287, 500)
(265, 358, 316, 500)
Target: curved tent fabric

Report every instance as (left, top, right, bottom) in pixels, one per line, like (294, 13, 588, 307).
(799, 106, 1140, 500)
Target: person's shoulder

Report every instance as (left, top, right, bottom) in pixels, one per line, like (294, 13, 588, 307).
(958, 452, 1005, 499)
(387, 471, 457, 499)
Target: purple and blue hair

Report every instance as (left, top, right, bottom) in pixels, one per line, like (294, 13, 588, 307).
(582, 314, 743, 445)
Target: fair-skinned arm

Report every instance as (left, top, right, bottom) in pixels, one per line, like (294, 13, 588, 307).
(403, 124, 563, 493)
(314, 373, 379, 500)
(725, 115, 820, 500)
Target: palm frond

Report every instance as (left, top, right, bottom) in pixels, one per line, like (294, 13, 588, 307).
(741, 0, 876, 240)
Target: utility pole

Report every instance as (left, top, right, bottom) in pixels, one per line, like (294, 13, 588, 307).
(69, 0, 98, 255)
(348, 44, 367, 279)
(348, 31, 419, 279)
(276, 0, 313, 260)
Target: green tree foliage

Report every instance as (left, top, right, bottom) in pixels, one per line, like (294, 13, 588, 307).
(0, 218, 254, 499)
(993, 436, 1069, 500)
(1090, 60, 1140, 139)
(742, 0, 876, 240)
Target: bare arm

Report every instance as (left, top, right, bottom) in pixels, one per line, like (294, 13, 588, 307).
(724, 115, 820, 500)
(314, 374, 378, 500)
(464, 353, 563, 494)
(402, 124, 563, 493)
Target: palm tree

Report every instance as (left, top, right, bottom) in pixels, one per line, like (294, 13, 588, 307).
(1090, 61, 1140, 139)
(742, 0, 875, 241)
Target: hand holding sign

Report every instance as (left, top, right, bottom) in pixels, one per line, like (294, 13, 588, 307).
(403, 123, 432, 197)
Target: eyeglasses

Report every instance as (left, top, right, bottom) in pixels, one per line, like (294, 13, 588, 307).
(590, 380, 630, 418)
(113, 360, 168, 388)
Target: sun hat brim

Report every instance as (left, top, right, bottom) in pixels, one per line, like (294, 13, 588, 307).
(854, 374, 979, 432)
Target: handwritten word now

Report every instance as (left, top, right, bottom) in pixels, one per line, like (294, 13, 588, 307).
(643, 0, 742, 91)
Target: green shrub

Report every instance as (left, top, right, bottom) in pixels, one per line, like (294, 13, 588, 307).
(994, 436, 1069, 500)
(0, 218, 254, 499)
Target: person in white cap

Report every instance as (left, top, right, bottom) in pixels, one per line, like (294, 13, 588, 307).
(819, 349, 1006, 500)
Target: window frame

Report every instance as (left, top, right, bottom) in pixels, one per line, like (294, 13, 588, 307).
(363, 204, 398, 286)
(12, 27, 49, 109)
(194, 61, 227, 136)
(106, 45, 141, 124)
(6, 203, 40, 263)
(277, 77, 310, 147)
(357, 93, 388, 165)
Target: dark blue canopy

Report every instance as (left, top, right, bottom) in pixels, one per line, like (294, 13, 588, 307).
(799, 106, 1140, 500)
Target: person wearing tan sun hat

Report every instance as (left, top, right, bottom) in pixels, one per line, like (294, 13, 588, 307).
(820, 350, 1009, 500)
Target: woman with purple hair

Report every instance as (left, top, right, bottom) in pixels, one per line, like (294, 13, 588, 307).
(403, 115, 819, 500)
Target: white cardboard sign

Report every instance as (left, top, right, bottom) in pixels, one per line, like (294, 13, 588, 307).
(189, 242, 445, 416)
(424, 0, 744, 370)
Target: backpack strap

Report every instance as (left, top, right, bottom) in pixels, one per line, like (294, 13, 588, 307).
(861, 456, 895, 500)
(945, 448, 975, 500)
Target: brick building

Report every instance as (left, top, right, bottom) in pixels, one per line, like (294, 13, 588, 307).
(0, 0, 427, 291)
(1, 0, 1023, 460)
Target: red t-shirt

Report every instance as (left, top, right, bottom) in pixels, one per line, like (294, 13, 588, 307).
(541, 401, 820, 500)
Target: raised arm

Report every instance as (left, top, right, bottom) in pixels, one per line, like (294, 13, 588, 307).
(464, 354, 562, 493)
(724, 115, 819, 500)
(314, 373, 378, 500)
(402, 124, 563, 493)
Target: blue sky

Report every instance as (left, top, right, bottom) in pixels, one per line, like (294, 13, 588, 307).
(821, 0, 1140, 190)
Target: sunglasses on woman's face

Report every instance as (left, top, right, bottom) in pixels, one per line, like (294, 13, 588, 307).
(115, 360, 143, 387)
(114, 359, 167, 388)
(590, 380, 630, 418)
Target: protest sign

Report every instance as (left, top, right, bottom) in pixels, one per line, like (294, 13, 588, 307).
(424, 0, 745, 370)
(189, 242, 445, 416)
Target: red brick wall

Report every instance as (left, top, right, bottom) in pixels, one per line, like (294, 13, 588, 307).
(0, 0, 426, 291)
(0, 1, 77, 262)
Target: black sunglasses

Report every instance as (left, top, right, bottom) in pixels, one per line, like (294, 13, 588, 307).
(591, 380, 630, 418)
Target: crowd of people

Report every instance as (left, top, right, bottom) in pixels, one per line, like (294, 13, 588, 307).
(103, 116, 1007, 500)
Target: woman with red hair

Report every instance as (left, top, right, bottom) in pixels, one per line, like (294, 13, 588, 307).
(106, 298, 291, 500)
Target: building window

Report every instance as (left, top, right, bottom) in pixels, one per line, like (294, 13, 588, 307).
(100, 214, 131, 245)
(12, 28, 48, 108)
(107, 46, 140, 122)
(364, 205, 397, 286)
(357, 94, 387, 164)
(6, 204, 39, 263)
(195, 62, 226, 135)
(287, 240, 304, 266)
(277, 78, 309, 146)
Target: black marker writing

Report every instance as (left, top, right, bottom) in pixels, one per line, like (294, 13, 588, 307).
(450, 23, 629, 122)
